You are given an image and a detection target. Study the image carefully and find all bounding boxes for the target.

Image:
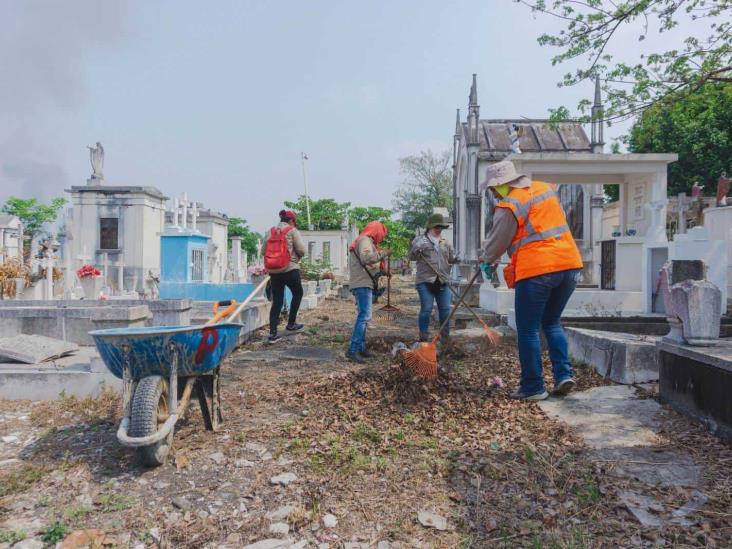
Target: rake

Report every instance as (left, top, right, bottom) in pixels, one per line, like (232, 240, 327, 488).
(374, 261, 404, 322)
(419, 256, 501, 348)
(402, 267, 497, 379)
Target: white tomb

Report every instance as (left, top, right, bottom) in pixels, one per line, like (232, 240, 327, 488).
(299, 230, 351, 278)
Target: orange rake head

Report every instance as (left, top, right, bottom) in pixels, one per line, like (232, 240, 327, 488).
(402, 342, 438, 380)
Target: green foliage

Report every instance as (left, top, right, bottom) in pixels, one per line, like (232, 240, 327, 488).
(628, 83, 732, 195)
(284, 196, 351, 230)
(521, 0, 732, 122)
(349, 205, 413, 259)
(0, 530, 26, 544)
(1, 197, 66, 256)
(227, 217, 261, 257)
(42, 522, 68, 544)
(299, 256, 332, 280)
(392, 150, 452, 230)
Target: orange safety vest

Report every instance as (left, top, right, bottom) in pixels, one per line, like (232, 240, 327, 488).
(496, 180, 583, 283)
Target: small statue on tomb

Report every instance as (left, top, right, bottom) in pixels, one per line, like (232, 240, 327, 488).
(717, 171, 730, 207)
(87, 141, 104, 180)
(691, 181, 704, 199)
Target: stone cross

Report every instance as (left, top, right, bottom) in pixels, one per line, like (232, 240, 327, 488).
(676, 192, 690, 235)
(181, 193, 188, 230)
(717, 172, 730, 207)
(171, 198, 180, 228)
(191, 201, 199, 232)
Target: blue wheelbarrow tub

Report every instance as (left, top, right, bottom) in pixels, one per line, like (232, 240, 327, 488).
(90, 323, 244, 380)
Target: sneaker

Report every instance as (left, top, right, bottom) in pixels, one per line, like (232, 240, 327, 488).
(286, 323, 304, 333)
(267, 333, 283, 345)
(510, 388, 549, 401)
(553, 378, 576, 396)
(346, 351, 366, 364)
(359, 349, 375, 359)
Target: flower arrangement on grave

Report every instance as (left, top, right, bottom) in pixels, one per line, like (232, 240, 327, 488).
(247, 265, 267, 277)
(0, 258, 32, 299)
(76, 264, 102, 279)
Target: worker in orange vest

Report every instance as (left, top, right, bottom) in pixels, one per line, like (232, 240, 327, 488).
(480, 160, 583, 400)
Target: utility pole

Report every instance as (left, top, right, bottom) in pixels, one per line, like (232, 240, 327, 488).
(301, 152, 313, 230)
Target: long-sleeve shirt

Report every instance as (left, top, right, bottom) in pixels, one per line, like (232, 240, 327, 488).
(481, 208, 518, 264)
(408, 234, 458, 284)
(348, 236, 387, 290)
(264, 222, 306, 273)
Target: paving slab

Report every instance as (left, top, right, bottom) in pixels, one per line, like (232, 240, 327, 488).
(539, 385, 707, 527)
(0, 334, 79, 364)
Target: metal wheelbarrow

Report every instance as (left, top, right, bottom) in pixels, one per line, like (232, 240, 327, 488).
(90, 279, 270, 467)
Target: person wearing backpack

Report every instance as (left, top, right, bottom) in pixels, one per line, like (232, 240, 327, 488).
(346, 221, 391, 363)
(264, 209, 307, 344)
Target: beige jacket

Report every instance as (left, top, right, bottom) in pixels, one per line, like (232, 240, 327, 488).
(409, 234, 458, 285)
(348, 236, 386, 290)
(264, 222, 306, 274)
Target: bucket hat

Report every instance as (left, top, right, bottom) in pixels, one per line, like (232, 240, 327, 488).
(426, 213, 450, 229)
(479, 160, 526, 192)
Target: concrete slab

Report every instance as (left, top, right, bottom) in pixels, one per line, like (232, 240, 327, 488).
(279, 346, 337, 361)
(539, 385, 664, 449)
(0, 347, 121, 400)
(566, 327, 660, 384)
(0, 334, 79, 364)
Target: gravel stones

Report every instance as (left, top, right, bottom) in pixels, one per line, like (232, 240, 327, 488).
(270, 472, 297, 486)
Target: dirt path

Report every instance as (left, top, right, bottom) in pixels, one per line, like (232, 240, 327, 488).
(1, 278, 731, 548)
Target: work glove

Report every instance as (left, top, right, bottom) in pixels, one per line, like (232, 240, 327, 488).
(480, 262, 492, 279)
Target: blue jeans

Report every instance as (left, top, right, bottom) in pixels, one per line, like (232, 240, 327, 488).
(416, 282, 452, 336)
(349, 287, 372, 354)
(514, 269, 580, 394)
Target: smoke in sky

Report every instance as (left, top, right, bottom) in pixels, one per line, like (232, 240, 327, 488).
(0, 1, 132, 201)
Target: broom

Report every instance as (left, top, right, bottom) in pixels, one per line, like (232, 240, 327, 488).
(401, 267, 485, 379)
(374, 260, 404, 321)
(419, 254, 501, 347)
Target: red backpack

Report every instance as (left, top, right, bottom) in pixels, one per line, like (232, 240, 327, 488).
(264, 226, 293, 271)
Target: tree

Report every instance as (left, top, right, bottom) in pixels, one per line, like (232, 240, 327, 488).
(519, 0, 732, 122)
(627, 82, 732, 196)
(227, 217, 262, 258)
(349, 206, 414, 259)
(1, 197, 66, 257)
(392, 150, 452, 230)
(283, 196, 351, 231)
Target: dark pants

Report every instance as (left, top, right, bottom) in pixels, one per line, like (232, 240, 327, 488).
(269, 269, 303, 334)
(514, 269, 580, 394)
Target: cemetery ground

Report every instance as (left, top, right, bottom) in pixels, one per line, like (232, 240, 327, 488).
(1, 278, 732, 548)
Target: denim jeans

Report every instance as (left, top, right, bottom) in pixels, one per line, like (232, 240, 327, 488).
(514, 269, 580, 394)
(416, 282, 452, 336)
(349, 287, 373, 354)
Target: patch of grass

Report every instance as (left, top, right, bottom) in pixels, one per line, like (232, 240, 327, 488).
(308, 454, 325, 473)
(42, 522, 68, 545)
(37, 494, 50, 507)
(575, 479, 601, 506)
(0, 530, 27, 544)
(353, 422, 381, 445)
(331, 334, 345, 344)
(420, 437, 438, 450)
(524, 446, 536, 466)
(392, 429, 406, 442)
(306, 326, 319, 335)
(97, 493, 130, 512)
(0, 465, 44, 497)
(403, 413, 418, 424)
(346, 447, 370, 469)
(286, 437, 308, 455)
(63, 504, 93, 521)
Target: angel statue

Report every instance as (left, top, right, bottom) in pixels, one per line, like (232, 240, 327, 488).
(87, 142, 104, 180)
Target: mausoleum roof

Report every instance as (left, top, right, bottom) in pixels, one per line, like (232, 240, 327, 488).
(463, 120, 592, 160)
(0, 215, 20, 228)
(67, 185, 167, 200)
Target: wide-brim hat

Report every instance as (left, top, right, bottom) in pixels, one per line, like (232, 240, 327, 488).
(426, 213, 450, 229)
(479, 160, 525, 192)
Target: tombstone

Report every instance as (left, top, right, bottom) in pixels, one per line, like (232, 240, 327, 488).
(676, 192, 690, 235)
(230, 237, 245, 282)
(658, 263, 684, 343)
(670, 279, 722, 346)
(670, 259, 705, 285)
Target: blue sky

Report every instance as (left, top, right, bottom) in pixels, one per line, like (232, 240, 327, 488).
(0, 0, 687, 232)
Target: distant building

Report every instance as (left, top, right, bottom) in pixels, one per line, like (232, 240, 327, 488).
(0, 215, 23, 262)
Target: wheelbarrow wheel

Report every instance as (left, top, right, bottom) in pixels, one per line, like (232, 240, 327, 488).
(129, 375, 173, 467)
